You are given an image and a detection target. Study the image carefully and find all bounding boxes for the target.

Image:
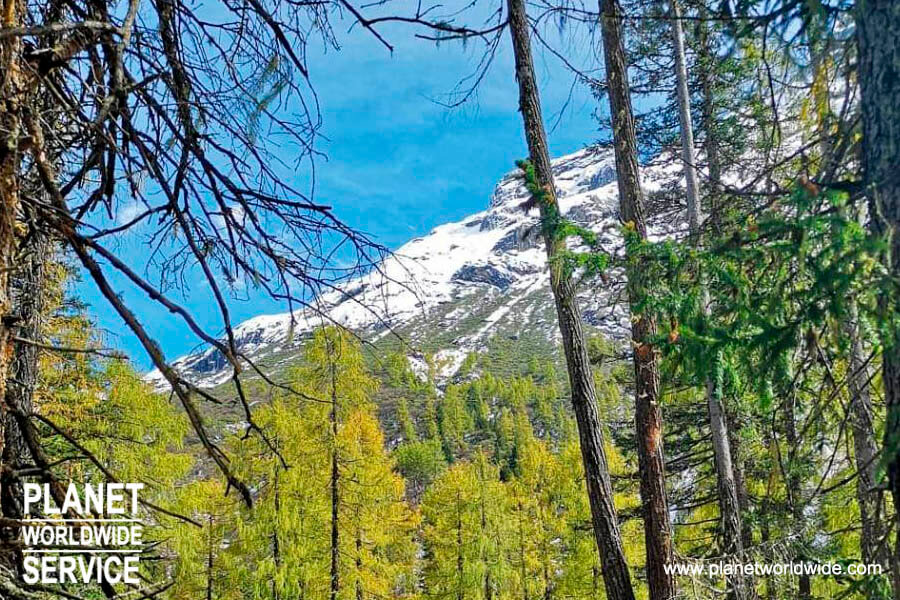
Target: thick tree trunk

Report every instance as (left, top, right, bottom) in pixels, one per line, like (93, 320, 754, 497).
(505, 1, 635, 599)
(856, 1, 900, 596)
(668, 3, 752, 598)
(0, 229, 48, 573)
(0, 1, 25, 568)
(597, 1, 674, 598)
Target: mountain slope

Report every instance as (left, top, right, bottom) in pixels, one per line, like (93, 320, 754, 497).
(145, 147, 684, 389)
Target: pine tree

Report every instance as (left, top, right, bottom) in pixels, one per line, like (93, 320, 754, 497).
(511, 439, 567, 600)
(422, 457, 512, 600)
(216, 327, 418, 600)
(666, 2, 751, 597)
(171, 479, 242, 600)
(339, 409, 419, 600)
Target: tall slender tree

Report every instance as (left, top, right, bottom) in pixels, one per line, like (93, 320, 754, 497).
(597, 0, 675, 597)
(844, 303, 889, 569)
(330, 336, 341, 600)
(667, 2, 752, 598)
(505, 1, 635, 598)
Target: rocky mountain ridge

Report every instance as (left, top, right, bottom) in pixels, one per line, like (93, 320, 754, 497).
(145, 147, 684, 389)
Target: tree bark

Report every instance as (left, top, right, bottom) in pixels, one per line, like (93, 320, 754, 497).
(855, 1, 900, 596)
(843, 306, 889, 569)
(0, 229, 48, 574)
(0, 0, 25, 563)
(505, 2, 635, 599)
(694, 13, 721, 224)
(597, 1, 675, 598)
(668, 3, 753, 598)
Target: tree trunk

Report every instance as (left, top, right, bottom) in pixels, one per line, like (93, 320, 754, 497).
(707, 371, 747, 563)
(206, 515, 215, 600)
(456, 491, 464, 600)
(694, 14, 755, 554)
(668, 3, 752, 598)
(843, 306, 890, 568)
(855, 1, 900, 596)
(481, 483, 492, 600)
(668, 0, 700, 239)
(780, 388, 810, 600)
(330, 360, 341, 600)
(273, 466, 282, 600)
(0, 229, 48, 573)
(597, 1, 675, 598)
(809, 12, 890, 573)
(0, 1, 25, 566)
(355, 522, 363, 600)
(694, 12, 721, 223)
(517, 497, 528, 600)
(505, 2, 636, 599)
(726, 408, 753, 549)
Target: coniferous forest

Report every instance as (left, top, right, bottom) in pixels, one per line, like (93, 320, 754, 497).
(1, 0, 899, 599)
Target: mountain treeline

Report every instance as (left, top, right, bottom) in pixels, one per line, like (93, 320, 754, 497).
(1, 0, 899, 599)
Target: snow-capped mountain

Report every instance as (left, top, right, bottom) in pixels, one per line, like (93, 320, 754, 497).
(145, 147, 684, 389)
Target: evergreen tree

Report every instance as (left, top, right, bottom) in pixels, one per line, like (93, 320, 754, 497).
(422, 456, 513, 600)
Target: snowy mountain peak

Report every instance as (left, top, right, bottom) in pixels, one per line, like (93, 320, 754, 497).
(145, 147, 676, 389)
(488, 147, 617, 210)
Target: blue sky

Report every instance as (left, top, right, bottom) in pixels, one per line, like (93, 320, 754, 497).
(77, 15, 605, 370)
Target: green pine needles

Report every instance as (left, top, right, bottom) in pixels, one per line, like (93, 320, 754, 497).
(625, 179, 888, 409)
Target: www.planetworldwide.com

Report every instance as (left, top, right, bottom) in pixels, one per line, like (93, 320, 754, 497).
(665, 561, 883, 577)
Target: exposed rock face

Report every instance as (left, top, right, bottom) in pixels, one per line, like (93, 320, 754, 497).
(492, 225, 542, 253)
(452, 265, 515, 290)
(145, 147, 685, 389)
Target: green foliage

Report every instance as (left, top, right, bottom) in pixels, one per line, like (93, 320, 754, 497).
(421, 455, 514, 600)
(515, 159, 610, 280)
(394, 438, 447, 499)
(623, 182, 885, 406)
(171, 327, 419, 600)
